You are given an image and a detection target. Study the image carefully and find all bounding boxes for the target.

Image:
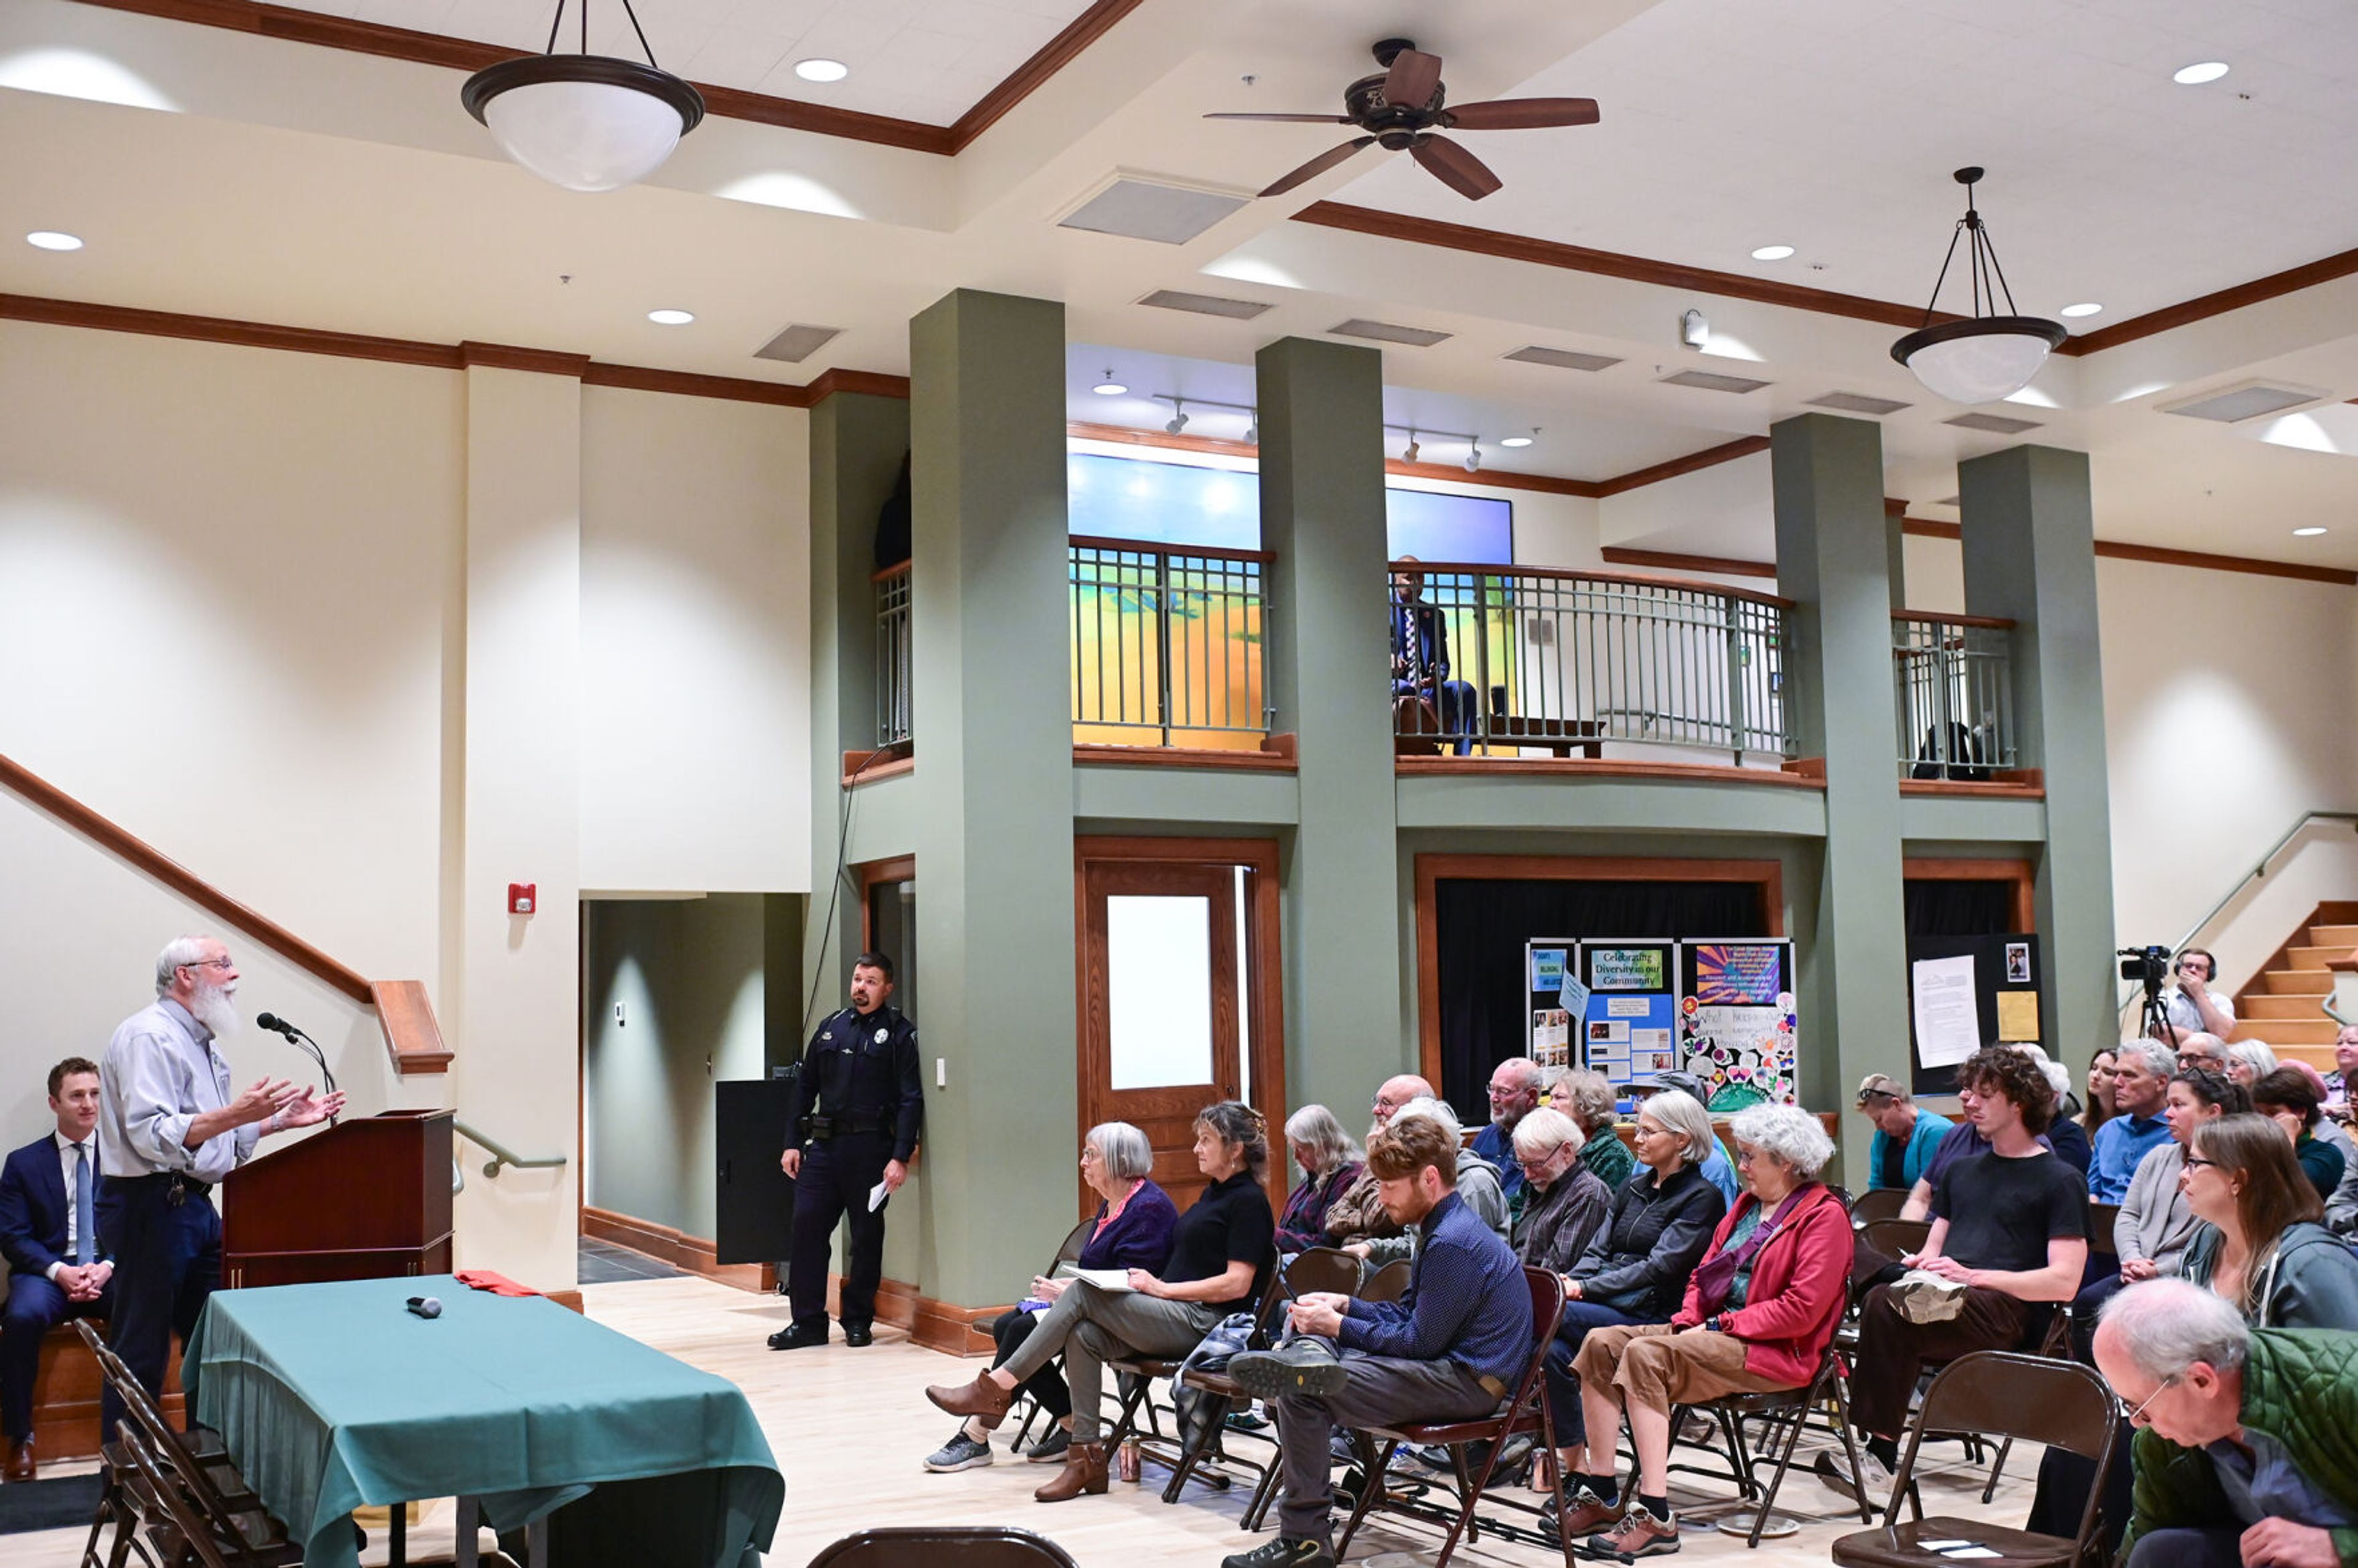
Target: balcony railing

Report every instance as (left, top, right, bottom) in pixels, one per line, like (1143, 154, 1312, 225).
(1388, 564, 1794, 764)
(1071, 535, 1272, 748)
(1893, 611, 2017, 780)
(876, 561, 911, 748)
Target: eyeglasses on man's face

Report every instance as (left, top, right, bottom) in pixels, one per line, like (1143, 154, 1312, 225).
(2117, 1375, 2178, 1427)
(178, 956, 234, 972)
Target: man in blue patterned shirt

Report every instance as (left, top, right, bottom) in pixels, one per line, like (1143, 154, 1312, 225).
(1219, 1111, 1533, 1568)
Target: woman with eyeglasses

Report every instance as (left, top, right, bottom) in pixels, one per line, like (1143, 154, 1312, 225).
(2177, 1112, 2358, 1328)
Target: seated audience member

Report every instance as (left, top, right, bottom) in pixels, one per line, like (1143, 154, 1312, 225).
(2158, 947, 2237, 1040)
(1321, 1075, 1433, 1249)
(1, 1058, 116, 1481)
(2225, 1039, 2279, 1090)
(1856, 1073, 1950, 1192)
(1352, 1098, 1506, 1265)
(1557, 1068, 1638, 1195)
(1540, 1090, 1727, 1505)
(2094, 1279, 2358, 1568)
(1558, 1104, 1847, 1556)
(2297, 1065, 2358, 1233)
(1637, 1071, 1738, 1203)
(2090, 1040, 2177, 1204)
(1509, 1108, 1611, 1275)
(2071, 1068, 2246, 1351)
(923, 1121, 1176, 1473)
(2083, 1047, 2120, 1143)
(2018, 1046, 2093, 1177)
(1275, 1106, 1363, 1257)
(1471, 1057, 1541, 1208)
(2173, 1031, 2232, 1076)
(2176, 1113, 2358, 1329)
(2249, 1068, 2344, 1201)
(1896, 1074, 2061, 1223)
(2324, 1026, 2358, 1119)
(925, 1101, 1275, 1502)
(1216, 1112, 1533, 1568)
(1828, 1046, 2087, 1502)
(1388, 559, 1480, 757)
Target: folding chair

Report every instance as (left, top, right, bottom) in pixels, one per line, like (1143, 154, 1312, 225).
(1237, 1251, 1412, 1532)
(1831, 1352, 2119, 1568)
(1850, 1188, 1910, 1227)
(1333, 1265, 1574, 1568)
(1668, 1341, 1875, 1546)
(806, 1526, 1079, 1568)
(1010, 1217, 1100, 1451)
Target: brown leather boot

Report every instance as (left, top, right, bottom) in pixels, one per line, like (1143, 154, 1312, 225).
(3, 1437, 34, 1483)
(924, 1371, 1013, 1427)
(1032, 1440, 1108, 1502)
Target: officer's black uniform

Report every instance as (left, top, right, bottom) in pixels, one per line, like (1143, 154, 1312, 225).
(780, 1002, 922, 1342)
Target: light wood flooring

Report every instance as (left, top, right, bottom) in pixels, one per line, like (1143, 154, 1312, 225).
(2, 1274, 2054, 1567)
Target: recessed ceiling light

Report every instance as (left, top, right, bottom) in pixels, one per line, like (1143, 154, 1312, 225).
(647, 308, 695, 325)
(2173, 61, 2229, 85)
(1500, 430, 1535, 448)
(2294, 526, 2329, 537)
(795, 58, 849, 83)
(2059, 302, 2104, 318)
(26, 230, 82, 251)
(1750, 244, 1795, 262)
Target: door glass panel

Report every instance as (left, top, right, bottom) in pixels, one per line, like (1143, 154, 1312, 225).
(1107, 894, 1214, 1090)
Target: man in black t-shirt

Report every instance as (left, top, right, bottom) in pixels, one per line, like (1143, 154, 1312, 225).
(1819, 1047, 2088, 1505)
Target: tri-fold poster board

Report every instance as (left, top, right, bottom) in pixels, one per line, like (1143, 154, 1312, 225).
(1525, 937, 1798, 1112)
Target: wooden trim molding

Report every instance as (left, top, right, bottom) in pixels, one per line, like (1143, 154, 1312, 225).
(1599, 546, 1777, 581)
(1902, 518, 1965, 541)
(945, 0, 1148, 151)
(2091, 540, 2358, 588)
(856, 855, 917, 957)
(841, 747, 916, 786)
(457, 341, 589, 376)
(1899, 778, 2045, 799)
(580, 1205, 771, 1292)
(1903, 858, 2037, 934)
(1592, 436, 1771, 497)
(2058, 243, 2358, 355)
(582, 362, 804, 405)
(1395, 755, 1824, 788)
(911, 1294, 1006, 1356)
(807, 368, 913, 402)
(1412, 853, 1787, 1087)
(1391, 558, 1794, 610)
(1892, 608, 2016, 629)
(1388, 460, 1602, 499)
(1072, 742, 1298, 772)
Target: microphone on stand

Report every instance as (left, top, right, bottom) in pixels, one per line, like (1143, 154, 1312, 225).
(257, 1012, 338, 1124)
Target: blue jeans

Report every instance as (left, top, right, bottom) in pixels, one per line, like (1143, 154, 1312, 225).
(2126, 1529, 2244, 1568)
(1543, 1298, 1662, 1446)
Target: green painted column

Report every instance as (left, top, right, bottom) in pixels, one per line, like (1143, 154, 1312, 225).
(1772, 413, 1909, 1179)
(1958, 445, 2114, 1063)
(906, 290, 1075, 1306)
(1256, 337, 1402, 1118)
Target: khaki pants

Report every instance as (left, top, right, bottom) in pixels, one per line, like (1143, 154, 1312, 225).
(1571, 1322, 1789, 1416)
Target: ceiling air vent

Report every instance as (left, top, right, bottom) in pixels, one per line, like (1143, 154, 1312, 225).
(2157, 379, 2332, 423)
(1943, 412, 2042, 434)
(753, 323, 842, 363)
(1057, 177, 1248, 245)
(1137, 289, 1272, 320)
(1329, 318, 1452, 347)
(1807, 390, 1912, 416)
(1659, 368, 1770, 394)
(1506, 345, 1622, 372)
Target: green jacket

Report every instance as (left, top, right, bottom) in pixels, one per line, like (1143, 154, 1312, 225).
(2122, 1329, 2358, 1566)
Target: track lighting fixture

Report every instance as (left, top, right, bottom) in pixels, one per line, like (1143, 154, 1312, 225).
(1404, 430, 1421, 463)
(1465, 441, 1482, 473)
(1165, 398, 1189, 435)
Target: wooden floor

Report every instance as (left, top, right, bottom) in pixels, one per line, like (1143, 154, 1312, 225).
(4, 1275, 2052, 1566)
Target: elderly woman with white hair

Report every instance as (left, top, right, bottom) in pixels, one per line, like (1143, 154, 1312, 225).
(1350, 1096, 1508, 1265)
(1511, 1106, 1612, 1273)
(1538, 1089, 1727, 1535)
(2224, 1039, 2279, 1089)
(1556, 1104, 1847, 1556)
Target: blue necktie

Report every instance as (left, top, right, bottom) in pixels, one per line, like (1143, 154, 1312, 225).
(74, 1142, 95, 1265)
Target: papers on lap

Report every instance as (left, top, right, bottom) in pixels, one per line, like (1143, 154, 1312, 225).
(1056, 1267, 1132, 1290)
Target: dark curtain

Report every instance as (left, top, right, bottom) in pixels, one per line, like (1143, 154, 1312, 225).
(1434, 879, 1766, 1120)
(1903, 879, 2015, 938)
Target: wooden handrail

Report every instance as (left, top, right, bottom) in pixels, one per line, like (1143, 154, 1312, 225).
(0, 751, 451, 1075)
(1069, 534, 1276, 566)
(871, 559, 910, 584)
(1892, 608, 2016, 629)
(1388, 559, 1795, 610)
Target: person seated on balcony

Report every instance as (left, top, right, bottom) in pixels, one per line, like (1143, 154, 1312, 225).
(1471, 1057, 1541, 1208)
(1277, 1106, 1364, 1257)
(1559, 1105, 1848, 1558)
(1854, 1073, 1950, 1192)
(2158, 947, 2236, 1042)
(1, 1057, 119, 1481)
(1557, 1068, 1638, 1195)
(2250, 1068, 2344, 1201)
(922, 1120, 1177, 1474)
(1509, 1108, 1611, 1275)
(1348, 1098, 1506, 1267)
(1389, 558, 1478, 756)
(2090, 1039, 2179, 1205)
(1321, 1075, 1431, 1252)
(1825, 1044, 2087, 1505)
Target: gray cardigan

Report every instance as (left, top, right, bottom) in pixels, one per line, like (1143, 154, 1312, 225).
(1360, 1148, 1509, 1267)
(2116, 1140, 2200, 1271)
(2182, 1220, 2358, 1329)
(2317, 1118, 2358, 1234)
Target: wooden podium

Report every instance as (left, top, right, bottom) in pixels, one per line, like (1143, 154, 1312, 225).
(220, 1109, 454, 1289)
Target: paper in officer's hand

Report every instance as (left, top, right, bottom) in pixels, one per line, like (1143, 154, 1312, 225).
(868, 1180, 890, 1212)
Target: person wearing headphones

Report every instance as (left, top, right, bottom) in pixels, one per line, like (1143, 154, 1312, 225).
(2157, 949, 2235, 1041)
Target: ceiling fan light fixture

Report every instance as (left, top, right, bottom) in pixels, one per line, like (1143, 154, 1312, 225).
(1891, 167, 2064, 405)
(461, 1, 705, 193)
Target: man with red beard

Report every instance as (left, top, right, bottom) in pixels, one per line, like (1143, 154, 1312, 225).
(98, 936, 343, 1434)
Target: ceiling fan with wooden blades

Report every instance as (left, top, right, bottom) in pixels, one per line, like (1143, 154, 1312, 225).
(1207, 38, 1598, 201)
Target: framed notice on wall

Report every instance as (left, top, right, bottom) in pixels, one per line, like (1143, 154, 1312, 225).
(1578, 940, 1679, 1110)
(1678, 939, 1799, 1111)
(1523, 937, 1579, 1071)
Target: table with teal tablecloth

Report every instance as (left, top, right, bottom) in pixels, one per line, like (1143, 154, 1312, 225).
(181, 1275, 784, 1568)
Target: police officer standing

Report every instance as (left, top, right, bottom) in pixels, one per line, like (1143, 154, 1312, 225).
(769, 952, 922, 1349)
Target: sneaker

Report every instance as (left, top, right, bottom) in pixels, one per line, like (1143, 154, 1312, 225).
(1220, 1537, 1336, 1568)
(1540, 1486, 1625, 1540)
(1328, 1432, 1358, 1466)
(1025, 1428, 1072, 1465)
(1588, 1505, 1681, 1558)
(1886, 1271, 1967, 1324)
(1227, 1340, 1347, 1401)
(922, 1430, 994, 1473)
(1225, 1410, 1270, 1434)
(1814, 1448, 1894, 1504)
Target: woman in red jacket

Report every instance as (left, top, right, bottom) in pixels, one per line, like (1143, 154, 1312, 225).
(1555, 1103, 1848, 1559)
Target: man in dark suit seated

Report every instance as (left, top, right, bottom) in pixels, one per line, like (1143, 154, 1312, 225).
(1, 1057, 117, 1481)
(1390, 559, 1479, 756)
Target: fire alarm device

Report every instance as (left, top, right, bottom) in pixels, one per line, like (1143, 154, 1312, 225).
(508, 883, 537, 915)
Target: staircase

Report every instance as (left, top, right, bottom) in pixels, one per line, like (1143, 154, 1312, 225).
(2231, 901, 2357, 1069)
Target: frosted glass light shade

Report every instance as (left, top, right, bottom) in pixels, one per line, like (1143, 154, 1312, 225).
(1892, 317, 2068, 405)
(462, 55, 704, 193)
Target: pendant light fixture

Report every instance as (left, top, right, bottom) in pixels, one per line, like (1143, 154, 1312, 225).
(462, 0, 705, 193)
(1889, 167, 2066, 405)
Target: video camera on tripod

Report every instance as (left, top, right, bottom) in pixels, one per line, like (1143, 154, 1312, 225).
(2119, 943, 2177, 1042)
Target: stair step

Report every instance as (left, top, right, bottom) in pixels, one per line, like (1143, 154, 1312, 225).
(2289, 945, 2352, 969)
(2247, 995, 2331, 1020)
(2272, 1043, 2341, 1073)
(2234, 1019, 2338, 1046)
(2264, 969, 2337, 995)
(2308, 925, 2358, 949)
